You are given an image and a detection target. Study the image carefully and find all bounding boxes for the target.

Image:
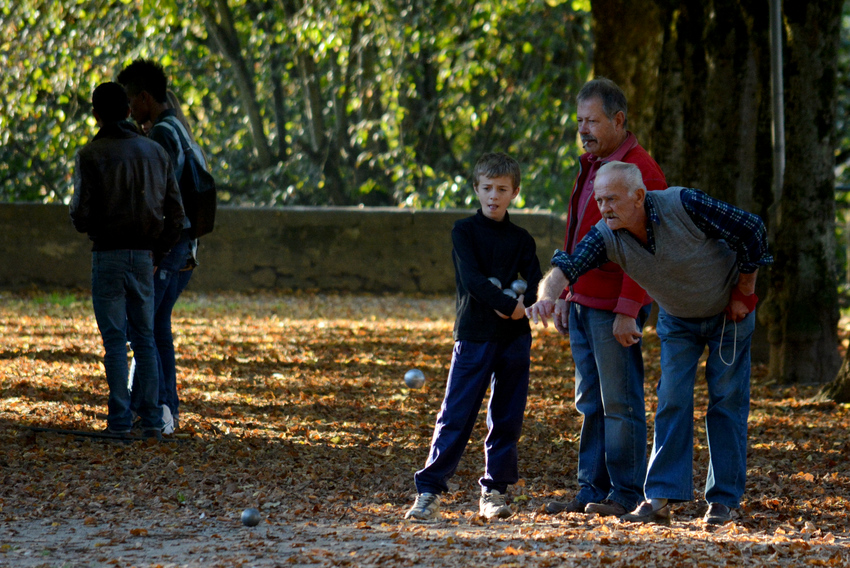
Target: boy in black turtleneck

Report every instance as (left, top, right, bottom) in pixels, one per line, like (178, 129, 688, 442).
(405, 153, 542, 522)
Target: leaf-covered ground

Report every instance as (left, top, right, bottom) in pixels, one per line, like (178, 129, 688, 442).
(1, 291, 849, 568)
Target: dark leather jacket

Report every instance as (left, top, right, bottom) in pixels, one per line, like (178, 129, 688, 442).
(70, 121, 185, 262)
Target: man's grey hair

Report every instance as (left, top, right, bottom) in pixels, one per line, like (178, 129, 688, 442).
(577, 78, 628, 127)
(597, 161, 645, 195)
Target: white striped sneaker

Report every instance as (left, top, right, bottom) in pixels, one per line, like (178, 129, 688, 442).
(404, 493, 440, 522)
(479, 489, 512, 519)
(161, 405, 175, 435)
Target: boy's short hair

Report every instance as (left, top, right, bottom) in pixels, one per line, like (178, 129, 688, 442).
(472, 152, 521, 189)
(577, 77, 628, 127)
(117, 58, 169, 103)
(92, 82, 129, 123)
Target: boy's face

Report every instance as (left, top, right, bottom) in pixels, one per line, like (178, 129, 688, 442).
(474, 175, 519, 222)
(126, 88, 153, 125)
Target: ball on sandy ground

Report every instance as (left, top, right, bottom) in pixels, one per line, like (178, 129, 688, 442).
(488, 277, 502, 289)
(241, 508, 261, 526)
(510, 279, 527, 295)
(404, 368, 426, 388)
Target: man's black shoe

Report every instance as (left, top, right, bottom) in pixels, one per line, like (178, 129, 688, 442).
(621, 500, 671, 524)
(545, 497, 588, 514)
(703, 503, 732, 525)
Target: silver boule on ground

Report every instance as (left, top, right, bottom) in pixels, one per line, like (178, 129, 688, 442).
(241, 508, 261, 527)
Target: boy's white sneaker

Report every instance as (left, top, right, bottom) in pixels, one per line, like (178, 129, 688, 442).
(479, 489, 513, 519)
(161, 405, 175, 435)
(405, 493, 440, 522)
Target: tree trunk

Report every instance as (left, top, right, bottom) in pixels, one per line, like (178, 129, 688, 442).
(596, 0, 843, 378)
(590, 0, 664, 147)
(819, 349, 850, 402)
(270, 54, 289, 161)
(200, 0, 273, 168)
(698, 0, 772, 214)
(650, 1, 708, 188)
(764, 0, 843, 384)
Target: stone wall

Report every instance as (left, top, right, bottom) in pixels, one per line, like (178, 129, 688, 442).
(0, 204, 566, 293)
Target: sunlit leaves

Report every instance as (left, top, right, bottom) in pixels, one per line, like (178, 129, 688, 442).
(0, 0, 159, 203)
(3, 0, 592, 210)
(1, 292, 850, 564)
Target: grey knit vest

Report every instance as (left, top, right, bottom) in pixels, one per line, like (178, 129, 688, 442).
(596, 187, 738, 318)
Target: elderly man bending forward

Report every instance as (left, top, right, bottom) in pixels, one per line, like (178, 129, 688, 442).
(528, 161, 772, 526)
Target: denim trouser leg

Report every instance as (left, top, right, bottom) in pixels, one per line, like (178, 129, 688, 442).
(414, 335, 531, 495)
(703, 312, 753, 507)
(645, 308, 754, 507)
(154, 264, 193, 417)
(129, 237, 192, 418)
(92, 250, 161, 430)
(570, 303, 649, 510)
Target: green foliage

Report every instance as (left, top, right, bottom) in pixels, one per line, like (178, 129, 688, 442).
(0, 0, 592, 211)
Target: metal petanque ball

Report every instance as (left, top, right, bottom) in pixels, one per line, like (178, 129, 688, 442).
(503, 288, 518, 299)
(510, 279, 528, 295)
(241, 508, 261, 527)
(404, 368, 426, 389)
(488, 277, 502, 289)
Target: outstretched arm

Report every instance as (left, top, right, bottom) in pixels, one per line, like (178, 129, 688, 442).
(526, 267, 571, 327)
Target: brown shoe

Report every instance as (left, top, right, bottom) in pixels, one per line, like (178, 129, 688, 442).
(584, 499, 628, 517)
(621, 500, 671, 524)
(545, 497, 588, 514)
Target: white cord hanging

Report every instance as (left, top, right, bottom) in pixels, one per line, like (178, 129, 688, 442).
(719, 314, 737, 366)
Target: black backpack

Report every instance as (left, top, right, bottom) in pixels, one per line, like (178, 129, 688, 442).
(160, 117, 216, 238)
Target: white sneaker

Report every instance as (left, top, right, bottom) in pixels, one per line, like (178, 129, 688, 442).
(479, 489, 512, 519)
(404, 493, 440, 522)
(161, 405, 175, 435)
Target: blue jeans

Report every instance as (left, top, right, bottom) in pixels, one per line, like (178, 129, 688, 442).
(645, 308, 755, 508)
(91, 250, 161, 431)
(414, 334, 532, 495)
(130, 236, 193, 419)
(570, 303, 650, 510)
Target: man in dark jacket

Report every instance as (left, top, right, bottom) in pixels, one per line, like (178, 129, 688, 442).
(70, 82, 184, 437)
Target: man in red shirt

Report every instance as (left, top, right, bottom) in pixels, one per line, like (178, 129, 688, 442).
(545, 78, 667, 517)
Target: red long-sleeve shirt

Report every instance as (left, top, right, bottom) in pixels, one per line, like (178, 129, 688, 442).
(562, 132, 667, 318)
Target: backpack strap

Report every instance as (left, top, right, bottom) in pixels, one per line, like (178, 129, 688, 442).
(156, 118, 187, 178)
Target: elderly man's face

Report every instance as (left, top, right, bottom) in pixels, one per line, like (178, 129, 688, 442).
(577, 96, 626, 158)
(594, 171, 645, 233)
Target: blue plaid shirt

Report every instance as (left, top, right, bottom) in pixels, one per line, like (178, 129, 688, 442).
(553, 188, 773, 283)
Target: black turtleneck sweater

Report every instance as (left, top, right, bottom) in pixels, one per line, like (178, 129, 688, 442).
(451, 210, 543, 342)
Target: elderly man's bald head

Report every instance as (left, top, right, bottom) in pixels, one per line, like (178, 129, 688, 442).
(596, 162, 645, 196)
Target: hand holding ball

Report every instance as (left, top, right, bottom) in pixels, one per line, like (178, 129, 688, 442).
(404, 369, 426, 389)
(510, 280, 528, 295)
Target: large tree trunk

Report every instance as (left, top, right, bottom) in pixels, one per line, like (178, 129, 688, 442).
(764, 0, 843, 384)
(820, 350, 850, 402)
(649, 0, 773, 212)
(590, 0, 664, 147)
(594, 0, 842, 378)
(650, 1, 708, 188)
